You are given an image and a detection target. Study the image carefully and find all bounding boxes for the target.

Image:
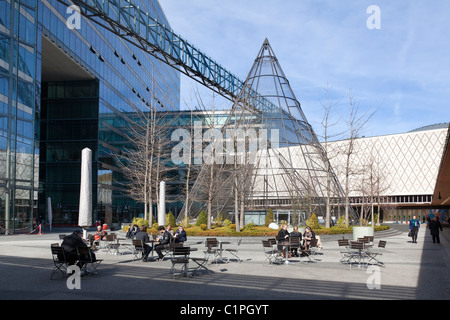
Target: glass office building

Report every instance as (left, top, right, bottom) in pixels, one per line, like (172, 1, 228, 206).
(0, 0, 180, 233)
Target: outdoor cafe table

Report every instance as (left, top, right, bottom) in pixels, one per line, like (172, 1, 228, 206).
(214, 240, 230, 263)
(279, 241, 295, 264)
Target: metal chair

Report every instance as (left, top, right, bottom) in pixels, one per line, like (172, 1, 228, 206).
(289, 236, 301, 257)
(170, 246, 191, 279)
(224, 239, 242, 263)
(337, 238, 351, 264)
(204, 238, 220, 263)
(348, 241, 368, 268)
(50, 244, 69, 280)
(165, 242, 184, 259)
(366, 240, 386, 266)
(76, 246, 102, 277)
(105, 234, 120, 255)
(308, 238, 320, 256)
(132, 239, 145, 262)
(262, 240, 283, 265)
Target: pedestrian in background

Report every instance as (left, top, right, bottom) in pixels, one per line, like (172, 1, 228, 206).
(428, 216, 443, 244)
(409, 215, 420, 243)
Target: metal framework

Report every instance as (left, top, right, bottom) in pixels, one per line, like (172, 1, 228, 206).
(55, 0, 277, 113)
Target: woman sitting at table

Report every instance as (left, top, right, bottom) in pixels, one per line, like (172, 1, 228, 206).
(277, 224, 290, 251)
(303, 226, 316, 252)
(289, 226, 302, 257)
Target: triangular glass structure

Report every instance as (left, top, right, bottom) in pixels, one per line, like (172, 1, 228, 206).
(182, 39, 350, 225)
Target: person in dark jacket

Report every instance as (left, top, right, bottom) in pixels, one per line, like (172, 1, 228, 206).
(60, 230, 95, 269)
(173, 226, 187, 243)
(289, 226, 302, 257)
(155, 225, 173, 261)
(126, 224, 139, 238)
(428, 216, 443, 244)
(134, 225, 152, 261)
(277, 224, 290, 251)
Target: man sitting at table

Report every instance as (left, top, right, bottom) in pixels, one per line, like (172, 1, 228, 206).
(155, 225, 173, 261)
(173, 226, 187, 243)
(135, 225, 152, 261)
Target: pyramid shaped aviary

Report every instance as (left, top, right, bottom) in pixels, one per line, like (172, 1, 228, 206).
(182, 39, 349, 225)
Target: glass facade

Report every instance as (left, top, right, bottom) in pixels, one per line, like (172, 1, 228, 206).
(0, 0, 180, 233)
(0, 0, 40, 234)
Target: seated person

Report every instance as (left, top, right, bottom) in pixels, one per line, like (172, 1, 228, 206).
(94, 225, 107, 240)
(289, 226, 302, 257)
(303, 226, 316, 251)
(126, 224, 139, 239)
(173, 226, 187, 243)
(277, 224, 290, 252)
(155, 225, 173, 261)
(134, 225, 152, 261)
(61, 230, 96, 269)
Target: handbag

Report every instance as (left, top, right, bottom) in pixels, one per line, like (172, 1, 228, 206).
(408, 230, 412, 237)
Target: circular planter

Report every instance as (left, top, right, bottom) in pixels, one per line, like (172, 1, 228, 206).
(352, 226, 374, 241)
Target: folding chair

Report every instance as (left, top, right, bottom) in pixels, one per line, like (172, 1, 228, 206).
(204, 238, 220, 263)
(308, 238, 320, 256)
(347, 241, 368, 268)
(132, 239, 145, 262)
(289, 236, 301, 257)
(224, 239, 242, 263)
(262, 240, 283, 265)
(165, 242, 184, 259)
(338, 238, 351, 264)
(105, 234, 120, 255)
(366, 240, 386, 267)
(190, 256, 210, 276)
(170, 246, 191, 279)
(364, 236, 374, 247)
(50, 244, 69, 280)
(76, 246, 103, 277)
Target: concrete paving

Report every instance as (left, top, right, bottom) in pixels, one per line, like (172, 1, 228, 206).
(0, 223, 449, 301)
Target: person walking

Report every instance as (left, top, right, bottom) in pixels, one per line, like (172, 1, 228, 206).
(409, 215, 420, 243)
(428, 216, 443, 244)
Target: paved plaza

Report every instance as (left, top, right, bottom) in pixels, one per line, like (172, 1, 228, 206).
(0, 223, 449, 301)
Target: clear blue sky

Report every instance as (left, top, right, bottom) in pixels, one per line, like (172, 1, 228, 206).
(159, 0, 450, 138)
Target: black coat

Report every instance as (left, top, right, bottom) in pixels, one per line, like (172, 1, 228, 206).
(428, 220, 443, 235)
(61, 233, 86, 255)
(174, 230, 187, 243)
(277, 229, 290, 242)
(158, 230, 172, 245)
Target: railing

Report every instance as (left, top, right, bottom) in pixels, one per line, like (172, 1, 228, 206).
(56, 0, 279, 114)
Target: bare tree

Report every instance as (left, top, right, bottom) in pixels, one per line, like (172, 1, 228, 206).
(319, 85, 344, 228)
(114, 100, 178, 223)
(340, 90, 377, 226)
